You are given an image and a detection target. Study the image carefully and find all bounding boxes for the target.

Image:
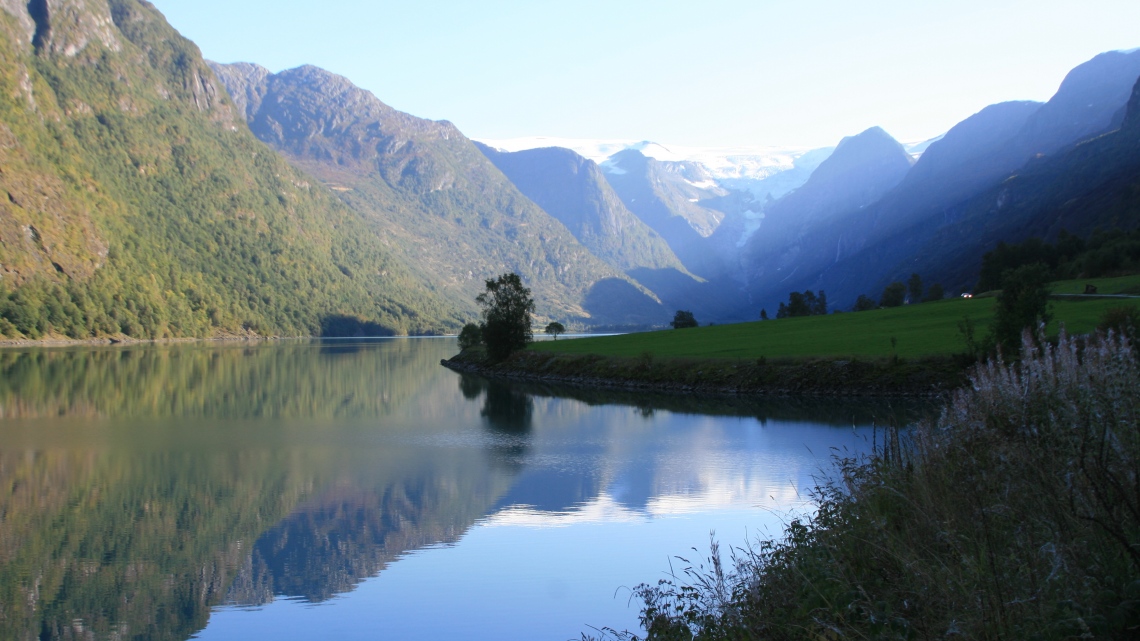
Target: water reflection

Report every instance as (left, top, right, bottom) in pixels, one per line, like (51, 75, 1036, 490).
(0, 340, 933, 641)
(0, 339, 439, 420)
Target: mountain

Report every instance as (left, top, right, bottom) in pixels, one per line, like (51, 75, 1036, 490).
(873, 74, 1140, 295)
(1012, 50, 1140, 157)
(738, 126, 915, 308)
(210, 62, 668, 327)
(0, 0, 460, 339)
(787, 51, 1140, 307)
(600, 148, 728, 277)
(472, 143, 685, 274)
(469, 143, 746, 321)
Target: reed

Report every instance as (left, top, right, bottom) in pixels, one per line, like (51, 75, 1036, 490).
(591, 329, 1140, 640)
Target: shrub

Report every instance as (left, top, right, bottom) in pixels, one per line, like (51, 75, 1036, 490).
(776, 290, 827, 318)
(907, 273, 922, 303)
(457, 323, 483, 350)
(1099, 305, 1140, 342)
(879, 281, 906, 308)
(923, 282, 944, 302)
(671, 310, 698, 329)
(597, 330, 1140, 641)
(991, 262, 1052, 355)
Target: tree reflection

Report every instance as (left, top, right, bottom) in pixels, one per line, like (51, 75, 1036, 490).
(458, 375, 534, 469)
(458, 373, 486, 400)
(480, 381, 533, 434)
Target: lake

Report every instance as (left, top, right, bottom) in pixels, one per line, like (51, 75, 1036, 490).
(0, 338, 926, 640)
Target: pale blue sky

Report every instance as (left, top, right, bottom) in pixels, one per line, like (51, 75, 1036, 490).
(151, 0, 1140, 148)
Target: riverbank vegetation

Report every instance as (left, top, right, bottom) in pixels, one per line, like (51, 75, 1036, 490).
(590, 329, 1140, 640)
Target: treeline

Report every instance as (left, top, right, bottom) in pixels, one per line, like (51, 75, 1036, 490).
(765, 274, 945, 320)
(977, 229, 1140, 292)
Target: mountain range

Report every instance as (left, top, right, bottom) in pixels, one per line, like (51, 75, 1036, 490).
(207, 61, 669, 327)
(0, 0, 1136, 340)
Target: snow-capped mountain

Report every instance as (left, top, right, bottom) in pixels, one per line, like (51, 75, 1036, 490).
(477, 137, 829, 180)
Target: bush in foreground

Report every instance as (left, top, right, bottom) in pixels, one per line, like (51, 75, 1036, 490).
(591, 330, 1140, 640)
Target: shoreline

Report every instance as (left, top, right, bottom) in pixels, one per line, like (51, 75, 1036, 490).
(441, 349, 970, 398)
(0, 333, 456, 349)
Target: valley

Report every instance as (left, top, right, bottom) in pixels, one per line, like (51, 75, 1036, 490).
(0, 2, 1135, 341)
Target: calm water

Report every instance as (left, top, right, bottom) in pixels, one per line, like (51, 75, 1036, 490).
(0, 339, 925, 641)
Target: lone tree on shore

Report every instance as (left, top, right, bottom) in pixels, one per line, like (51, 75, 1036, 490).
(671, 310, 698, 329)
(544, 321, 566, 340)
(477, 273, 535, 361)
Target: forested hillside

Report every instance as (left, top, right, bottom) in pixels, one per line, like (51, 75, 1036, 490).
(0, 0, 460, 340)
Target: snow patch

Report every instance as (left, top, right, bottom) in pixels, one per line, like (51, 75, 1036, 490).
(685, 179, 720, 191)
(474, 136, 831, 181)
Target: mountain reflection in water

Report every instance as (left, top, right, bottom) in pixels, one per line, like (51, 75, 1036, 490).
(0, 339, 931, 641)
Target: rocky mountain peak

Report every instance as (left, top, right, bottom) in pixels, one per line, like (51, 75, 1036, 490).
(800, 126, 913, 192)
(0, 0, 36, 44)
(206, 61, 271, 121)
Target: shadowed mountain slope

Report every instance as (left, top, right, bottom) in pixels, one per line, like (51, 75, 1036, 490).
(600, 148, 729, 278)
(747, 50, 1140, 309)
(739, 126, 914, 308)
(789, 54, 1140, 307)
(473, 143, 685, 274)
(865, 75, 1140, 296)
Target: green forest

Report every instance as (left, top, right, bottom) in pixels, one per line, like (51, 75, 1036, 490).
(0, 1, 462, 341)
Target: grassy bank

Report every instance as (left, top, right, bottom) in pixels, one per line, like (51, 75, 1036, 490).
(592, 331, 1140, 640)
(443, 278, 1139, 397)
(533, 283, 1138, 361)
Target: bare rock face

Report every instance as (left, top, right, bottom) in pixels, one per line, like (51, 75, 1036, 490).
(0, 0, 36, 44)
(474, 143, 686, 274)
(0, 0, 123, 56)
(207, 61, 271, 121)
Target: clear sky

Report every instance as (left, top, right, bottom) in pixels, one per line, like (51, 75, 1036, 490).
(150, 0, 1140, 149)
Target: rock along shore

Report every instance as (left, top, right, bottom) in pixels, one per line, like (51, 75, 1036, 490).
(441, 349, 970, 398)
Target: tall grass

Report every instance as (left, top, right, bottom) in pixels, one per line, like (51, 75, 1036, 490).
(593, 330, 1140, 640)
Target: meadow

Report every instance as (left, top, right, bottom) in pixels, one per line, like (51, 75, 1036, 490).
(533, 275, 1140, 361)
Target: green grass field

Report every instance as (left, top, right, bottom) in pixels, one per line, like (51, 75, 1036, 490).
(532, 295, 1140, 360)
(1050, 274, 1140, 295)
